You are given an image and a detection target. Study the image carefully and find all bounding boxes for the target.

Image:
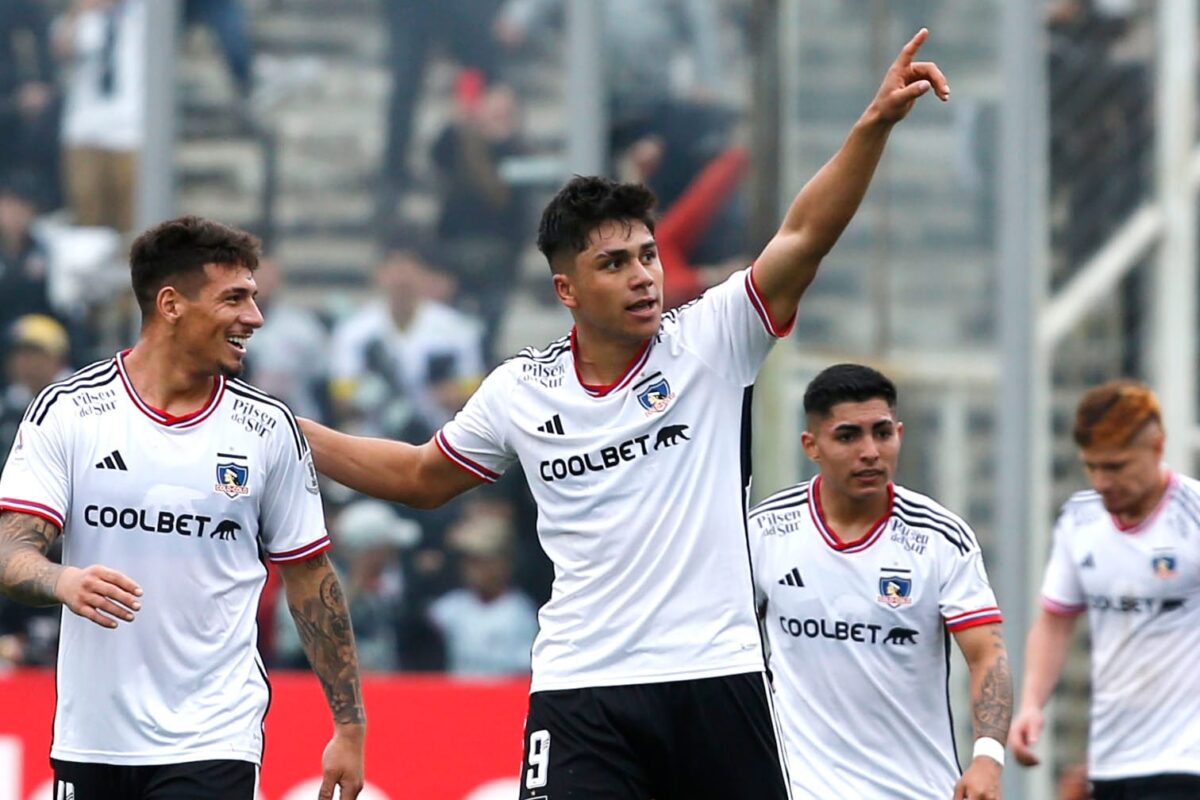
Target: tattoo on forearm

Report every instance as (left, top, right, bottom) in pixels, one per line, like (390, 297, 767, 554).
(0, 512, 62, 606)
(973, 629, 1013, 742)
(288, 554, 365, 725)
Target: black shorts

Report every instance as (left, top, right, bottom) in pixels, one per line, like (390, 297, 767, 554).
(518, 671, 791, 800)
(50, 758, 257, 800)
(1090, 773, 1200, 800)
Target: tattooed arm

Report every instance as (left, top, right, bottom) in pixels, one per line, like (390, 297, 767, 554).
(0, 510, 141, 627)
(279, 552, 365, 800)
(952, 623, 1013, 800)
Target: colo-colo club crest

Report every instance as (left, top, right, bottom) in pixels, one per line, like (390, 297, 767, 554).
(215, 461, 251, 498)
(637, 376, 675, 415)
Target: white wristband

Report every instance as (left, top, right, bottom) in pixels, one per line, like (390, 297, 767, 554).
(973, 736, 1006, 766)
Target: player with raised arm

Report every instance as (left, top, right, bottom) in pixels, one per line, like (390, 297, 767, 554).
(1009, 381, 1200, 799)
(302, 30, 949, 798)
(749, 364, 1011, 800)
(0, 217, 365, 800)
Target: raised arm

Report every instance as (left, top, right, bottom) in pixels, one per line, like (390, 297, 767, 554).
(953, 622, 1012, 800)
(279, 552, 366, 800)
(1008, 608, 1078, 767)
(299, 419, 483, 509)
(0, 510, 141, 627)
(751, 28, 950, 326)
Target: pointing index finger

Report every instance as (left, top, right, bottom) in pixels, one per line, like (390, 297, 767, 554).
(897, 27, 929, 67)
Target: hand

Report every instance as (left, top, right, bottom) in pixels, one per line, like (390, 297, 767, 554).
(954, 756, 1001, 799)
(1008, 706, 1044, 766)
(866, 28, 950, 126)
(319, 723, 365, 800)
(54, 565, 142, 629)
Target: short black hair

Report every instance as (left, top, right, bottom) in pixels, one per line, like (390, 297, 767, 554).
(129, 216, 260, 319)
(804, 363, 898, 421)
(536, 176, 657, 273)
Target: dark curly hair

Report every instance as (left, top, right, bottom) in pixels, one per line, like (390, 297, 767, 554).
(129, 216, 260, 319)
(536, 176, 657, 273)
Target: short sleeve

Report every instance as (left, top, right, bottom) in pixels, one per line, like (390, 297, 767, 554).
(0, 417, 70, 529)
(436, 367, 518, 483)
(671, 267, 795, 387)
(746, 506, 774, 608)
(259, 414, 330, 564)
(939, 534, 1003, 632)
(1039, 511, 1087, 616)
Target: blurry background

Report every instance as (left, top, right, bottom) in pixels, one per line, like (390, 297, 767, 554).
(0, 1, 1192, 799)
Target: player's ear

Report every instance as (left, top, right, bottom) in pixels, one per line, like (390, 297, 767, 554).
(553, 272, 578, 309)
(800, 430, 820, 463)
(895, 420, 904, 442)
(156, 285, 185, 324)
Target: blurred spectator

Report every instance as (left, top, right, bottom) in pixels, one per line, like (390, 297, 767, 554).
(495, 0, 724, 126)
(183, 0, 252, 98)
(431, 79, 528, 359)
(0, 314, 71, 463)
(54, 0, 146, 233)
(330, 240, 484, 441)
(241, 256, 330, 422)
(274, 499, 420, 672)
(0, 1, 60, 209)
(428, 506, 538, 676)
(0, 174, 55, 334)
(378, 0, 507, 221)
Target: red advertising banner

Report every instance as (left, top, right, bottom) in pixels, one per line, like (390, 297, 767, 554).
(0, 670, 529, 800)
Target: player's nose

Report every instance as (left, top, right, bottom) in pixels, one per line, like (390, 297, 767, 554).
(243, 299, 265, 328)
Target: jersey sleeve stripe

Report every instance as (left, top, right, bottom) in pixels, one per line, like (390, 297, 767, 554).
(226, 382, 307, 459)
(268, 535, 331, 563)
(29, 365, 119, 425)
(25, 357, 115, 421)
(749, 488, 810, 518)
(0, 499, 65, 528)
(435, 431, 500, 482)
(744, 268, 797, 338)
(944, 605, 1000, 623)
(894, 494, 977, 548)
(945, 612, 1004, 632)
(1041, 596, 1086, 616)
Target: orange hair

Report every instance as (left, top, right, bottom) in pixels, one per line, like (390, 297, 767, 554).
(1073, 380, 1162, 448)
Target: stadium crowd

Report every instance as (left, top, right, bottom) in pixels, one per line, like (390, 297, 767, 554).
(0, 0, 753, 676)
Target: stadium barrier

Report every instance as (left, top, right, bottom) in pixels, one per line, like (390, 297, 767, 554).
(0, 670, 528, 799)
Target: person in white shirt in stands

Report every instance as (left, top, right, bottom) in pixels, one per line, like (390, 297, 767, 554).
(1010, 380, 1200, 800)
(750, 363, 1011, 800)
(301, 30, 949, 799)
(329, 237, 484, 440)
(0, 216, 365, 800)
(429, 505, 539, 676)
(53, 0, 145, 232)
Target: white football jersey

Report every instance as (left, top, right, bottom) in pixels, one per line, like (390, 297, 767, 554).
(749, 478, 1002, 799)
(0, 352, 329, 766)
(1041, 471, 1200, 780)
(439, 268, 793, 692)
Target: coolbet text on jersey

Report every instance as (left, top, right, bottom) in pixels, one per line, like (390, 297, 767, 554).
(0, 352, 329, 766)
(750, 478, 1002, 799)
(439, 267, 794, 693)
(1041, 474, 1200, 781)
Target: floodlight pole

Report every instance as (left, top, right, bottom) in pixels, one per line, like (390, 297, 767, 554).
(136, 0, 180, 230)
(996, 2, 1051, 799)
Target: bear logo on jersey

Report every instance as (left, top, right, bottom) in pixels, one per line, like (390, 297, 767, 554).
(877, 573, 913, 608)
(637, 377, 675, 415)
(1152, 552, 1178, 579)
(215, 462, 251, 498)
(211, 520, 241, 540)
(883, 627, 918, 645)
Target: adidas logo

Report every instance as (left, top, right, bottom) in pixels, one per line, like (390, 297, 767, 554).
(778, 567, 804, 587)
(1081, 554, 1095, 569)
(537, 414, 565, 435)
(94, 450, 127, 471)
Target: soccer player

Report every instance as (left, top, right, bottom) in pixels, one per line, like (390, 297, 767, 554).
(749, 364, 1011, 799)
(301, 30, 949, 798)
(0, 217, 365, 800)
(1009, 380, 1200, 799)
